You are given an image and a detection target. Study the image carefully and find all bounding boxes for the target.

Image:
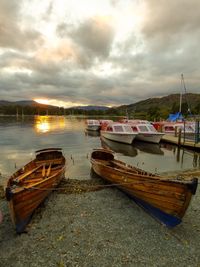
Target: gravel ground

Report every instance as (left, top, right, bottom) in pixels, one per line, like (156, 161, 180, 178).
(0, 175, 200, 267)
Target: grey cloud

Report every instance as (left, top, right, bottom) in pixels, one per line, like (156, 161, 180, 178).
(141, 0, 200, 54)
(1, 0, 200, 107)
(42, 1, 54, 21)
(142, 0, 200, 38)
(56, 23, 71, 38)
(0, 0, 43, 51)
(56, 16, 115, 66)
(70, 17, 115, 57)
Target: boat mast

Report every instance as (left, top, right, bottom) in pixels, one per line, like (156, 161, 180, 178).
(181, 74, 191, 114)
(179, 75, 183, 113)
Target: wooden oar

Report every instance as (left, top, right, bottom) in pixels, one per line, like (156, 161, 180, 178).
(46, 163, 52, 177)
(42, 164, 46, 177)
(14, 164, 43, 183)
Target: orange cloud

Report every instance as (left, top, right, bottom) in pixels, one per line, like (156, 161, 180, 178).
(35, 40, 78, 63)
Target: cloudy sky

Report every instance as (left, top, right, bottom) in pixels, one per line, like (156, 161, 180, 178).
(0, 0, 200, 107)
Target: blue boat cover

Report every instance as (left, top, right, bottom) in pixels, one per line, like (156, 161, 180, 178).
(167, 112, 184, 122)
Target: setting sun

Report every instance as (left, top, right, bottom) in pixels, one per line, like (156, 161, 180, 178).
(34, 98, 49, 105)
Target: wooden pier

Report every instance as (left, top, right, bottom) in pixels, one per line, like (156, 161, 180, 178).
(161, 134, 200, 150)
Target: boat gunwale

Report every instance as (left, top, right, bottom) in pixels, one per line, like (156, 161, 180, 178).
(90, 151, 197, 186)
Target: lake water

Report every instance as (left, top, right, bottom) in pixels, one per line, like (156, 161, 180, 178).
(0, 115, 200, 183)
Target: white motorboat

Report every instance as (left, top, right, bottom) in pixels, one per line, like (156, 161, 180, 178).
(86, 119, 100, 131)
(100, 123, 137, 144)
(124, 120, 164, 143)
(152, 121, 194, 135)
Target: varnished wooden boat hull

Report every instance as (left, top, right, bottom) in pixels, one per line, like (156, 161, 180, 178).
(91, 149, 198, 227)
(6, 148, 66, 233)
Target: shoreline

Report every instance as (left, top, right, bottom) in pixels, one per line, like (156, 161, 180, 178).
(0, 173, 200, 266)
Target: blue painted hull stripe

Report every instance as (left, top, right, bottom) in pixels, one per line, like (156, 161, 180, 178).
(133, 196, 182, 227)
(16, 215, 32, 233)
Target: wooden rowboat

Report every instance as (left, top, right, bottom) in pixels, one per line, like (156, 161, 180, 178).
(5, 148, 66, 233)
(90, 149, 198, 227)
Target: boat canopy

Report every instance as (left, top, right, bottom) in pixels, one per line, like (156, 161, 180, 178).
(167, 112, 184, 122)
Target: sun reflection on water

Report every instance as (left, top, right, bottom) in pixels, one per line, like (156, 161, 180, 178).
(34, 115, 66, 133)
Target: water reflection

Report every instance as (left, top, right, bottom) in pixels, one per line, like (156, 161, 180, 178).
(85, 130, 100, 137)
(134, 141, 164, 155)
(0, 116, 200, 178)
(34, 116, 66, 133)
(193, 152, 200, 168)
(101, 137, 138, 157)
(161, 143, 200, 168)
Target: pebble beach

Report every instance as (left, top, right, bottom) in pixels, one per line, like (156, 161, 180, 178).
(0, 172, 200, 267)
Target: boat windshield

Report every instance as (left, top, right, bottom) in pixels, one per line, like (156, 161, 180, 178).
(113, 125, 132, 132)
(113, 125, 124, 132)
(138, 125, 149, 132)
(124, 125, 133, 132)
(88, 120, 99, 125)
(147, 125, 158, 132)
(184, 125, 194, 132)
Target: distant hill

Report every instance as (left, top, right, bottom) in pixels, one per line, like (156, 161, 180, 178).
(15, 100, 37, 106)
(0, 101, 109, 110)
(0, 93, 200, 118)
(0, 100, 62, 116)
(0, 100, 14, 106)
(70, 105, 109, 111)
(110, 93, 200, 119)
(0, 100, 57, 108)
(0, 100, 38, 107)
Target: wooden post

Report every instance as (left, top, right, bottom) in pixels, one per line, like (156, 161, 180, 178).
(175, 126, 178, 137)
(195, 120, 200, 144)
(178, 128, 182, 147)
(176, 147, 180, 162)
(183, 121, 185, 143)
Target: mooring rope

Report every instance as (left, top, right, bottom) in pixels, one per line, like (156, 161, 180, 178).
(24, 181, 141, 191)
(14, 176, 199, 192)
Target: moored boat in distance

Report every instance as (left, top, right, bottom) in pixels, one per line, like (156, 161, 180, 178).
(90, 149, 198, 227)
(99, 119, 113, 130)
(5, 148, 66, 233)
(100, 122, 137, 144)
(86, 119, 100, 131)
(152, 121, 195, 135)
(122, 119, 164, 144)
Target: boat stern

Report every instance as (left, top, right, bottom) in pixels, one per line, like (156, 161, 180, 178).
(187, 178, 198, 195)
